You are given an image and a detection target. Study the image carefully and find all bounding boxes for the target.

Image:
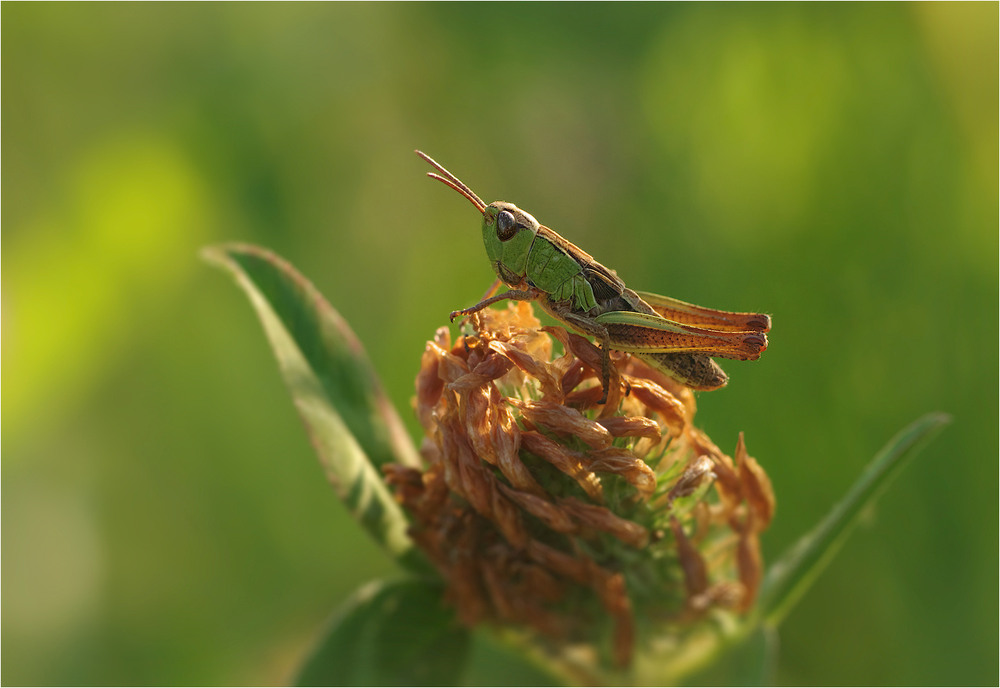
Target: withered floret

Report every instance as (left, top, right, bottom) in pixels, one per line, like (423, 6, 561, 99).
(384, 302, 774, 669)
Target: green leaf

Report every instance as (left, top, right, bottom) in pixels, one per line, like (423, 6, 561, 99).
(296, 578, 470, 687)
(203, 243, 423, 567)
(757, 412, 951, 628)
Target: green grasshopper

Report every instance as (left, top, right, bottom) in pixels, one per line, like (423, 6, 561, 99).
(416, 150, 770, 403)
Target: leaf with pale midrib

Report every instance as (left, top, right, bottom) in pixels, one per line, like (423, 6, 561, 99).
(203, 243, 423, 569)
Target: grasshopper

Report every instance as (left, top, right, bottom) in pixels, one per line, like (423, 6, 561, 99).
(416, 150, 770, 403)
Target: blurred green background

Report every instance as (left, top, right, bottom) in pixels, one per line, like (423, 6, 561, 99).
(3, 3, 996, 685)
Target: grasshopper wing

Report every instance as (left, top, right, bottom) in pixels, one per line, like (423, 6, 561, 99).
(594, 310, 768, 361)
(634, 290, 771, 333)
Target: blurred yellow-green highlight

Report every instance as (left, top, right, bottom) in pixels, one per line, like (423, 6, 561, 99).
(3, 3, 996, 685)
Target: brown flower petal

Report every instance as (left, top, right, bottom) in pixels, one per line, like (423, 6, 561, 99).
(622, 356, 698, 417)
(687, 427, 743, 516)
(480, 556, 519, 622)
(447, 553, 489, 625)
(382, 464, 424, 507)
(452, 432, 494, 518)
(627, 377, 688, 436)
(667, 455, 716, 506)
(543, 327, 627, 412)
(559, 496, 649, 547)
(670, 517, 709, 598)
(596, 415, 662, 442)
(448, 353, 514, 393)
(525, 539, 593, 586)
(521, 431, 604, 501)
(736, 531, 763, 612)
(515, 561, 565, 605)
(559, 359, 591, 399)
(735, 433, 776, 530)
(480, 552, 567, 637)
(509, 398, 614, 449)
(478, 386, 545, 496)
(413, 462, 449, 524)
(489, 483, 528, 548)
(415, 342, 447, 432)
(489, 339, 564, 400)
(586, 447, 657, 499)
(499, 483, 576, 534)
(435, 344, 471, 385)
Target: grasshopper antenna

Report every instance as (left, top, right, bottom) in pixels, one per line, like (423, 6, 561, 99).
(415, 150, 486, 214)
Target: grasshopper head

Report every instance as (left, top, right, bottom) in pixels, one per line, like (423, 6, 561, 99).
(483, 202, 540, 286)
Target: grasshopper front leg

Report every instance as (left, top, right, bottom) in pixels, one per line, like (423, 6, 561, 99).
(449, 285, 545, 322)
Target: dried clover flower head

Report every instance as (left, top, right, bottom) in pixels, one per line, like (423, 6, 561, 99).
(384, 302, 774, 674)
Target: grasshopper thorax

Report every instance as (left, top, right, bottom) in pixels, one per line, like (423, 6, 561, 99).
(483, 202, 540, 286)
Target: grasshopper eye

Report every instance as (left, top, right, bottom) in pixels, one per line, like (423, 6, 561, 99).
(496, 210, 517, 241)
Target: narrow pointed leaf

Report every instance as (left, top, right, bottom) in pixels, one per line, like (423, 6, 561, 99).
(296, 578, 469, 687)
(203, 243, 422, 566)
(757, 412, 950, 627)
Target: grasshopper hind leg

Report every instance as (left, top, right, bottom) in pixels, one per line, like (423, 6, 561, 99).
(635, 352, 729, 391)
